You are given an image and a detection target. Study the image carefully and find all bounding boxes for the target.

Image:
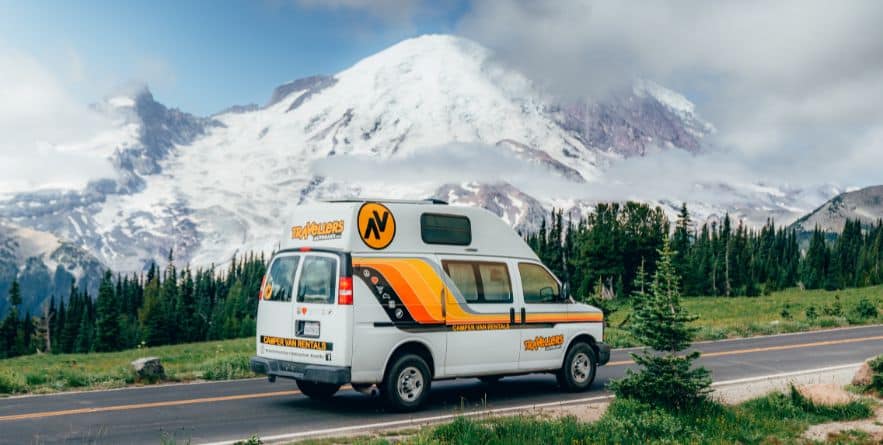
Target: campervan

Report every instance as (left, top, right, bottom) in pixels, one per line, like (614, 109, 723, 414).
(250, 199, 610, 411)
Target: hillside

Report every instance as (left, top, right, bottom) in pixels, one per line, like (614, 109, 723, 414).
(793, 185, 883, 233)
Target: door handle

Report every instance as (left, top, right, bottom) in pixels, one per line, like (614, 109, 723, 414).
(509, 308, 515, 324)
(520, 307, 526, 324)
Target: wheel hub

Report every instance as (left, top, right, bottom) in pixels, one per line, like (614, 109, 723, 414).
(397, 366, 424, 401)
(571, 352, 591, 383)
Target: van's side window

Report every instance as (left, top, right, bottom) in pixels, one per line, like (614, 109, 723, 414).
(421, 214, 471, 245)
(266, 256, 299, 302)
(442, 261, 512, 304)
(519, 263, 560, 304)
(297, 256, 338, 304)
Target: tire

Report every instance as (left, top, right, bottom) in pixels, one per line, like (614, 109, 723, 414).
(296, 380, 340, 400)
(557, 343, 597, 392)
(381, 353, 432, 412)
(478, 375, 503, 385)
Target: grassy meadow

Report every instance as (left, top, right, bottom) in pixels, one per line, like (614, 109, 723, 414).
(0, 337, 254, 395)
(604, 285, 883, 347)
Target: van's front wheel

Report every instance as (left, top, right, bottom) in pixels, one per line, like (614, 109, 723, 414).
(557, 343, 597, 392)
(382, 354, 431, 412)
(296, 380, 340, 400)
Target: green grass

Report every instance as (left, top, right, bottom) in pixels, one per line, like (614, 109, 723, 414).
(347, 388, 875, 445)
(0, 337, 254, 396)
(604, 285, 883, 347)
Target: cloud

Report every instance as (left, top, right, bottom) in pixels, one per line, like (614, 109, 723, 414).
(0, 45, 117, 195)
(311, 142, 577, 197)
(293, 0, 460, 25)
(456, 0, 883, 189)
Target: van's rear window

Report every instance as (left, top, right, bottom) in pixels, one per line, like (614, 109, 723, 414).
(265, 256, 299, 302)
(297, 255, 338, 304)
(421, 213, 471, 245)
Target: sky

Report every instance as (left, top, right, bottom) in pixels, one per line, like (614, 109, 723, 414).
(0, 0, 467, 115)
(1, 0, 882, 197)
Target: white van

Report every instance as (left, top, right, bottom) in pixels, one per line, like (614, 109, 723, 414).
(250, 199, 610, 411)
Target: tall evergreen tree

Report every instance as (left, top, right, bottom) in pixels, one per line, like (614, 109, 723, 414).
(609, 238, 712, 409)
(94, 270, 121, 352)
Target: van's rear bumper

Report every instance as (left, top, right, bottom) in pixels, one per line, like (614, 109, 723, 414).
(250, 356, 351, 385)
(596, 342, 611, 366)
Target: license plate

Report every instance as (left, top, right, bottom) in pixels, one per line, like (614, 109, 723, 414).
(303, 321, 320, 338)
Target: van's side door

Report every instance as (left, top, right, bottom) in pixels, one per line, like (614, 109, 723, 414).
(439, 256, 522, 376)
(514, 261, 570, 371)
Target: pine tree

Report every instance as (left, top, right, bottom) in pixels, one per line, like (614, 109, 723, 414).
(94, 270, 121, 352)
(672, 203, 692, 291)
(608, 237, 712, 409)
(140, 276, 169, 346)
(1, 279, 24, 358)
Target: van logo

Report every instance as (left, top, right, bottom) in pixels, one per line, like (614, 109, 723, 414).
(291, 220, 345, 241)
(358, 202, 396, 250)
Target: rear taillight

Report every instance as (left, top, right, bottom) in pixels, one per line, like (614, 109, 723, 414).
(258, 275, 267, 300)
(338, 276, 353, 305)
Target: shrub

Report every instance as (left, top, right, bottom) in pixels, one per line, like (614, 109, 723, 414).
(869, 355, 883, 394)
(817, 316, 847, 328)
(0, 370, 24, 394)
(805, 305, 819, 321)
(201, 356, 252, 380)
(590, 398, 700, 443)
(25, 372, 47, 387)
(851, 298, 879, 320)
(61, 369, 90, 388)
(822, 296, 844, 317)
(780, 304, 793, 320)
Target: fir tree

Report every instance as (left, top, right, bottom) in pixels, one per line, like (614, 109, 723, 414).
(94, 270, 121, 352)
(609, 238, 712, 409)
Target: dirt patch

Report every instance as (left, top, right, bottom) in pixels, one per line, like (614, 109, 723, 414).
(804, 405, 883, 443)
(532, 401, 610, 423)
(797, 383, 856, 406)
(853, 361, 874, 386)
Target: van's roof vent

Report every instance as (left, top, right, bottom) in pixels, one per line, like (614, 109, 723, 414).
(321, 198, 448, 205)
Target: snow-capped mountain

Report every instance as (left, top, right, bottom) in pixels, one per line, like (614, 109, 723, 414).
(0, 34, 839, 308)
(0, 223, 104, 315)
(792, 185, 883, 233)
(553, 79, 715, 158)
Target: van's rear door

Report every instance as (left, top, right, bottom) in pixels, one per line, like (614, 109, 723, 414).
(256, 253, 301, 362)
(257, 250, 353, 368)
(289, 251, 353, 368)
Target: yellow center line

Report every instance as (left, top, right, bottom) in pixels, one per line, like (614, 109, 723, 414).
(0, 389, 301, 422)
(607, 335, 883, 366)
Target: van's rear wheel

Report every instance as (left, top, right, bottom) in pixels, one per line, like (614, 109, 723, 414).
(557, 343, 597, 392)
(382, 354, 431, 412)
(296, 380, 340, 400)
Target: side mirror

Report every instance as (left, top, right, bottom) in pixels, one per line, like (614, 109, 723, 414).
(562, 282, 574, 304)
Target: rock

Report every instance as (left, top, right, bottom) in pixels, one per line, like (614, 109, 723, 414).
(853, 361, 874, 386)
(796, 383, 854, 406)
(131, 357, 165, 380)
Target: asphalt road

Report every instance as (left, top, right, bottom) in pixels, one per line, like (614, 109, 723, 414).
(2, 325, 882, 444)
